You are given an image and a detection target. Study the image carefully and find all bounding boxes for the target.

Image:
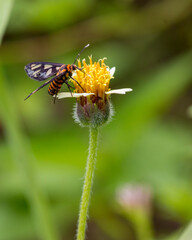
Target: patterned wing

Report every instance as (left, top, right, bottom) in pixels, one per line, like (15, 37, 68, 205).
(24, 62, 63, 81)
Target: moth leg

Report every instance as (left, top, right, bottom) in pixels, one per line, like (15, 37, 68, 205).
(24, 78, 53, 100)
(65, 81, 74, 97)
(53, 86, 59, 104)
(70, 77, 84, 92)
(76, 67, 91, 78)
(66, 82, 75, 89)
(54, 94, 57, 104)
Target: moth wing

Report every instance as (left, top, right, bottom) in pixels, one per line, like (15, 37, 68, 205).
(24, 62, 63, 81)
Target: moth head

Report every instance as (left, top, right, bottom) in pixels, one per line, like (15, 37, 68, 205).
(71, 64, 77, 71)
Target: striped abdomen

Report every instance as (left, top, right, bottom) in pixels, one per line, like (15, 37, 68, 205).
(48, 78, 64, 96)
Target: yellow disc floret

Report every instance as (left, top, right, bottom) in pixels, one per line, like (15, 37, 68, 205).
(72, 57, 113, 99)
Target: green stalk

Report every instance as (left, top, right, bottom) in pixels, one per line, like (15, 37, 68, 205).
(128, 210, 153, 240)
(76, 127, 99, 240)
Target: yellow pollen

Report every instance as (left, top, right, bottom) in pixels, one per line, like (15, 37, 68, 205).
(72, 57, 113, 98)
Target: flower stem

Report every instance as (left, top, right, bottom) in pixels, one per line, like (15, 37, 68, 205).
(76, 127, 99, 240)
(128, 210, 153, 240)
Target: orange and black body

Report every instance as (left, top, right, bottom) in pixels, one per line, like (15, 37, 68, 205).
(48, 64, 76, 96)
(24, 44, 89, 101)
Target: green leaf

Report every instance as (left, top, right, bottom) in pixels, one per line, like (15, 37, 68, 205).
(0, 0, 13, 45)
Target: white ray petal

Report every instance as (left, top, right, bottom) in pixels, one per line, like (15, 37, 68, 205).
(109, 67, 116, 77)
(105, 88, 133, 95)
(56, 92, 95, 99)
(72, 72, 77, 77)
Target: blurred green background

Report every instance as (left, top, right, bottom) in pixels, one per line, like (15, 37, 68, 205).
(0, 0, 192, 240)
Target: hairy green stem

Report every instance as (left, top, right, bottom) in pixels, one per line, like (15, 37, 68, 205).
(76, 127, 99, 240)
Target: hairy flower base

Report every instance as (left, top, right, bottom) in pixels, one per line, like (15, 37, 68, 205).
(74, 99, 113, 128)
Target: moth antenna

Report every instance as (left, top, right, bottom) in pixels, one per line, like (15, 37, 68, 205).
(73, 44, 90, 65)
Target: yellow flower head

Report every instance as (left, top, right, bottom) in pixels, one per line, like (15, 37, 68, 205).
(57, 56, 132, 101)
(57, 55, 132, 128)
(73, 57, 112, 100)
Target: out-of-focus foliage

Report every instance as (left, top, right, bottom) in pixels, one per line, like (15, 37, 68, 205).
(0, 0, 13, 44)
(0, 0, 192, 239)
(179, 222, 192, 240)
